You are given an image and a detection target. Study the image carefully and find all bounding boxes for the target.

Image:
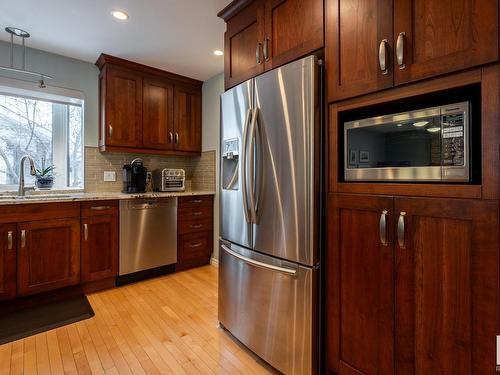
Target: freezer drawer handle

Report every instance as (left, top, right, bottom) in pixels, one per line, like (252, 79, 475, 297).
(221, 244, 297, 276)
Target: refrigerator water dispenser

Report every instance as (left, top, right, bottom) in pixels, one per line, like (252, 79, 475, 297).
(222, 138, 239, 190)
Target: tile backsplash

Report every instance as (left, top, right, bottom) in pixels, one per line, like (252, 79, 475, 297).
(84, 147, 216, 192)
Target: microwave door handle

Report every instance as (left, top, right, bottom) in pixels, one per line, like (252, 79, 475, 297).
(241, 108, 253, 223)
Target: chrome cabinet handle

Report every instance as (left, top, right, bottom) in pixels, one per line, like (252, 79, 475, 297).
(192, 211, 203, 216)
(109, 125, 113, 137)
(7, 231, 13, 250)
(263, 37, 269, 61)
(396, 32, 406, 69)
(221, 244, 297, 276)
(189, 242, 203, 248)
(255, 42, 262, 64)
(169, 132, 173, 144)
(174, 132, 179, 145)
(84, 223, 88, 241)
(379, 210, 388, 246)
(190, 224, 203, 229)
(397, 212, 406, 248)
(90, 206, 111, 211)
(21, 230, 26, 248)
(192, 199, 202, 203)
(378, 39, 389, 75)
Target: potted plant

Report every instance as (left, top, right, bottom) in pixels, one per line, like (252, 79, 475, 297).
(35, 160, 55, 190)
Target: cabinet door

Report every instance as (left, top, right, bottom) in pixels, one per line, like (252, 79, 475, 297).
(326, 194, 394, 375)
(0, 223, 16, 301)
(394, 0, 498, 84)
(263, 0, 323, 70)
(81, 213, 118, 283)
(174, 86, 201, 153)
(17, 219, 80, 296)
(143, 77, 174, 150)
(224, 0, 265, 89)
(105, 67, 143, 147)
(394, 198, 499, 374)
(326, 0, 393, 102)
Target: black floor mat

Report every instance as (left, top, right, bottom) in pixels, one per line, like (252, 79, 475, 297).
(0, 295, 94, 345)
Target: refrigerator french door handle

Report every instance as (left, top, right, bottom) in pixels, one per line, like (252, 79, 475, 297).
(221, 244, 297, 275)
(247, 107, 259, 224)
(241, 108, 253, 223)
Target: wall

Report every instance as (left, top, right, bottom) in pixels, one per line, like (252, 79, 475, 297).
(0, 40, 100, 146)
(202, 73, 223, 260)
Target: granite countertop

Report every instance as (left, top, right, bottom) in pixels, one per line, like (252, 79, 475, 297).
(0, 190, 215, 205)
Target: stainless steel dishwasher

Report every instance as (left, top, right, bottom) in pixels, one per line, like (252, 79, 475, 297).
(118, 198, 177, 284)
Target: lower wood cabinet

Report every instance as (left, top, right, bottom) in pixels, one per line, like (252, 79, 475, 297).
(0, 223, 16, 301)
(326, 193, 499, 375)
(81, 202, 119, 282)
(17, 218, 81, 296)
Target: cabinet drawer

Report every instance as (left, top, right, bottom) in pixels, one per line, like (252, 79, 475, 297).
(178, 205, 212, 221)
(178, 218, 212, 235)
(178, 195, 213, 208)
(81, 200, 119, 217)
(178, 232, 213, 261)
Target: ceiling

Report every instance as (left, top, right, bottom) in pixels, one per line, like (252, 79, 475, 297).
(0, 0, 231, 81)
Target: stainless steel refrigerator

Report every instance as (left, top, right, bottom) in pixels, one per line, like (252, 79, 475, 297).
(219, 55, 321, 375)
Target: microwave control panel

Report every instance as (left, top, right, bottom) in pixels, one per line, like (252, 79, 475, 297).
(441, 113, 465, 166)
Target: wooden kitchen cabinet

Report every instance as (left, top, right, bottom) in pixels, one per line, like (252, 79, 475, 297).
(326, 194, 394, 375)
(174, 85, 202, 153)
(326, 0, 499, 101)
(96, 54, 203, 155)
(326, 0, 393, 101)
(326, 193, 500, 374)
(0, 223, 16, 301)
(142, 77, 174, 150)
(81, 201, 119, 283)
(17, 218, 81, 296)
(219, 0, 324, 90)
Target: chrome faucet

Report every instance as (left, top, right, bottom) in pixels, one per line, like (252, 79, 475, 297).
(18, 155, 37, 196)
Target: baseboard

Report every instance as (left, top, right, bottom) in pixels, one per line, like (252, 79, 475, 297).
(210, 257, 219, 267)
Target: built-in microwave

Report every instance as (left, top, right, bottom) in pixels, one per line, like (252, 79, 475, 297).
(344, 102, 470, 182)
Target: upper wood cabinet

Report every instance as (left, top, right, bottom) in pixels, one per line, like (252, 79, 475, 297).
(97, 54, 203, 155)
(17, 218, 81, 296)
(219, 0, 324, 90)
(0, 223, 16, 301)
(326, 0, 499, 101)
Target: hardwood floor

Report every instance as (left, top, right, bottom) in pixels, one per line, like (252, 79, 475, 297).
(0, 266, 276, 375)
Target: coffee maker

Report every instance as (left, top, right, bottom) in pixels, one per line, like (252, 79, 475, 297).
(122, 158, 147, 193)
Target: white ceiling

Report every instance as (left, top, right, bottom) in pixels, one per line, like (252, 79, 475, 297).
(0, 0, 231, 81)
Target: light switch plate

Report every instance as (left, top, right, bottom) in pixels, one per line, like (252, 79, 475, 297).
(103, 171, 116, 182)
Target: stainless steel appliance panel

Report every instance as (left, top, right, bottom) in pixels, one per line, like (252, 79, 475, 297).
(252, 56, 318, 266)
(220, 80, 253, 249)
(119, 198, 177, 275)
(218, 241, 316, 375)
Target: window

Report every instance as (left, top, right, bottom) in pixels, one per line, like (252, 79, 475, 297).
(0, 88, 84, 190)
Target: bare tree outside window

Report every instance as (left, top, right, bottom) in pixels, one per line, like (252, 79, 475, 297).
(0, 92, 83, 190)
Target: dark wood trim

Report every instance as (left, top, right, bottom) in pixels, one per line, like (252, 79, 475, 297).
(217, 0, 255, 21)
(98, 144, 201, 156)
(0, 202, 80, 224)
(95, 54, 203, 88)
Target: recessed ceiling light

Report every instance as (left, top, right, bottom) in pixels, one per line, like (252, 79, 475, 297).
(413, 121, 429, 127)
(111, 10, 129, 20)
(213, 49, 224, 56)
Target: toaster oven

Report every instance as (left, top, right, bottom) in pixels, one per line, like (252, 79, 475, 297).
(153, 168, 186, 192)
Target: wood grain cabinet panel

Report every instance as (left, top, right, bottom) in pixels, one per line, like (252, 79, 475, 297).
(104, 67, 143, 148)
(81, 202, 119, 283)
(264, 0, 323, 70)
(174, 86, 202, 153)
(142, 77, 174, 150)
(17, 218, 80, 296)
(326, 194, 394, 375)
(0, 223, 16, 301)
(394, 0, 499, 85)
(394, 197, 499, 375)
(326, 0, 393, 101)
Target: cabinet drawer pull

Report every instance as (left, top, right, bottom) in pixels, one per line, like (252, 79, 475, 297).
(21, 230, 26, 248)
(378, 39, 389, 75)
(396, 32, 406, 69)
(188, 241, 203, 248)
(90, 206, 112, 211)
(190, 224, 203, 229)
(84, 223, 88, 241)
(397, 212, 406, 248)
(192, 199, 202, 203)
(379, 210, 388, 246)
(192, 211, 203, 216)
(7, 231, 12, 250)
(256, 42, 262, 64)
(263, 37, 269, 61)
